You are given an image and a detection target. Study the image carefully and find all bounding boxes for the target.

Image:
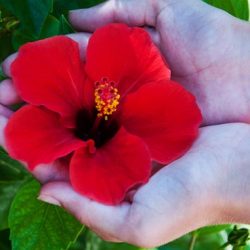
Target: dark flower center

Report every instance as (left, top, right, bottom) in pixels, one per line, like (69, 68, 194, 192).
(74, 109, 119, 148)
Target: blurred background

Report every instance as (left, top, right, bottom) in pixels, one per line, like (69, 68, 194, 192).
(0, 0, 250, 250)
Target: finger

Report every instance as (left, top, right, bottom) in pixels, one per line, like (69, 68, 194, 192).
(6, 158, 69, 184)
(39, 182, 131, 240)
(67, 33, 91, 60)
(69, 0, 158, 32)
(0, 115, 8, 148)
(32, 159, 70, 184)
(144, 27, 160, 48)
(1, 53, 18, 77)
(0, 79, 20, 105)
(0, 104, 13, 118)
(10, 159, 69, 184)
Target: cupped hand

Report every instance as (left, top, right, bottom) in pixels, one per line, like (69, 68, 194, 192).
(38, 123, 250, 247)
(69, 0, 250, 125)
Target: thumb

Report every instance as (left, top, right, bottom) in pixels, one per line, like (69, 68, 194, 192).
(0, 105, 13, 149)
(69, 0, 160, 32)
(39, 182, 131, 237)
(0, 80, 20, 105)
(0, 104, 13, 119)
(0, 115, 9, 148)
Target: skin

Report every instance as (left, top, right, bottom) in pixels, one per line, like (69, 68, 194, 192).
(1, 0, 250, 247)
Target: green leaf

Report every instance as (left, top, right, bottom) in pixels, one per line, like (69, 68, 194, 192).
(203, 0, 249, 20)
(0, 0, 53, 35)
(0, 147, 28, 230)
(11, 29, 35, 50)
(0, 65, 7, 81)
(71, 230, 151, 250)
(197, 225, 232, 235)
(0, 9, 16, 60)
(159, 231, 226, 250)
(1, 0, 54, 50)
(59, 15, 75, 35)
(0, 147, 27, 180)
(9, 180, 84, 250)
(0, 229, 11, 250)
(53, 0, 105, 17)
(40, 15, 60, 39)
(158, 235, 191, 250)
(222, 226, 250, 249)
(0, 181, 23, 230)
(0, 34, 14, 62)
(194, 233, 226, 250)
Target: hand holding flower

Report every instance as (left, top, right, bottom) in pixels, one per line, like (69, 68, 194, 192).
(1, 0, 250, 248)
(70, 0, 250, 125)
(2, 24, 201, 205)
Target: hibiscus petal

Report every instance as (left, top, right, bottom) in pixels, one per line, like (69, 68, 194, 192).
(85, 23, 170, 96)
(11, 36, 93, 121)
(121, 81, 202, 164)
(70, 127, 151, 205)
(5, 105, 84, 169)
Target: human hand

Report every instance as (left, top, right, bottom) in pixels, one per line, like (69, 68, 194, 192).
(38, 123, 250, 248)
(69, 0, 250, 125)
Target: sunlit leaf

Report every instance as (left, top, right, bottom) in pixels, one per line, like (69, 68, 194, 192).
(198, 225, 232, 235)
(159, 231, 226, 250)
(204, 0, 249, 20)
(9, 180, 84, 250)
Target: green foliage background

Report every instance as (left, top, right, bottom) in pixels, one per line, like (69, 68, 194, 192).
(0, 0, 250, 250)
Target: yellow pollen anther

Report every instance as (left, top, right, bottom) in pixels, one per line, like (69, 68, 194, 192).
(94, 78, 120, 120)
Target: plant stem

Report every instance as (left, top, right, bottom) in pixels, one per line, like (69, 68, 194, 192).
(188, 232, 198, 250)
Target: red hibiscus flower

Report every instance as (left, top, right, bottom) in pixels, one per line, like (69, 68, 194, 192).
(5, 24, 202, 204)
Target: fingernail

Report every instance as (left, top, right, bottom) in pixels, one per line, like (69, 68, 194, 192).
(38, 194, 61, 206)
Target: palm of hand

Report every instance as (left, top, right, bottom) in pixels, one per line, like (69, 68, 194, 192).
(116, 123, 250, 247)
(69, 0, 250, 125)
